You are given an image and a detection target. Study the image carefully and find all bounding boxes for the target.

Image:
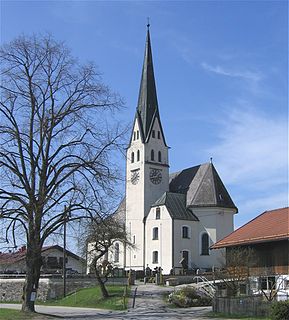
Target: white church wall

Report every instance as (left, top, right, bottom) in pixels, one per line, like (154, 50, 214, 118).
(145, 206, 172, 274)
(125, 119, 146, 270)
(172, 219, 199, 274)
(192, 207, 235, 269)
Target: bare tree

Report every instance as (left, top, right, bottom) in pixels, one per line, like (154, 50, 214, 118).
(0, 34, 125, 312)
(216, 247, 256, 296)
(85, 212, 133, 298)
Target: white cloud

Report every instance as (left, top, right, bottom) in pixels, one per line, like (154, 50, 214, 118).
(201, 62, 262, 83)
(208, 108, 288, 190)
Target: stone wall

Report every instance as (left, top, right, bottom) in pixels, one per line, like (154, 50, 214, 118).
(0, 277, 127, 302)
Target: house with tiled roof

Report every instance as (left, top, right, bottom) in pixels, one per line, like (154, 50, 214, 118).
(212, 207, 289, 298)
(0, 245, 86, 274)
(101, 26, 238, 275)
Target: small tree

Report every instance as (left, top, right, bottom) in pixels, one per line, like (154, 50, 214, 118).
(259, 272, 285, 302)
(0, 34, 125, 312)
(216, 246, 256, 296)
(85, 214, 133, 298)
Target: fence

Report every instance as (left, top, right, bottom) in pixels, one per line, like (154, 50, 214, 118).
(213, 296, 271, 318)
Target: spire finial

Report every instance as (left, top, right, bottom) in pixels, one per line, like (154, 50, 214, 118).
(147, 17, 150, 29)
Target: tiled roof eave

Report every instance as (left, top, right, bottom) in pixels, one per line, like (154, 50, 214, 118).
(212, 233, 289, 249)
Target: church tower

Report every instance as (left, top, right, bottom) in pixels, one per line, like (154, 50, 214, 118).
(125, 25, 169, 270)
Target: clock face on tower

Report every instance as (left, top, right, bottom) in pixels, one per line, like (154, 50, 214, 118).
(131, 169, 140, 185)
(150, 168, 162, 184)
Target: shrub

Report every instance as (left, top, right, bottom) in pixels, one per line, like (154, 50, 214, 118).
(168, 286, 212, 308)
(270, 300, 289, 320)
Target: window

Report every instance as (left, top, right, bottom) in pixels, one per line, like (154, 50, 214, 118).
(157, 131, 161, 139)
(137, 131, 139, 139)
(201, 233, 209, 255)
(152, 227, 159, 240)
(114, 243, 120, 263)
(182, 226, 189, 239)
(158, 151, 162, 162)
(156, 207, 160, 219)
(133, 132, 136, 141)
(131, 152, 135, 163)
(152, 130, 155, 138)
(260, 276, 276, 290)
(132, 235, 136, 244)
(137, 150, 140, 161)
(152, 251, 158, 264)
(151, 149, 155, 161)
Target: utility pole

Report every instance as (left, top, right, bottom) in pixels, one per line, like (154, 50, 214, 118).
(63, 205, 68, 297)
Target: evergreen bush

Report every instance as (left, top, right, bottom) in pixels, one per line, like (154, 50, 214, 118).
(270, 300, 289, 320)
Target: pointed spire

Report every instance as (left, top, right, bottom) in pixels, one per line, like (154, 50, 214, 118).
(136, 25, 160, 141)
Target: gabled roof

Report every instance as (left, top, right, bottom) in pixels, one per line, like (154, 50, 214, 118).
(0, 245, 84, 265)
(152, 192, 199, 221)
(169, 162, 237, 211)
(212, 207, 289, 249)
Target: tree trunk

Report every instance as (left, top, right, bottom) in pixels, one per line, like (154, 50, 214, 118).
(94, 266, 109, 298)
(21, 244, 42, 312)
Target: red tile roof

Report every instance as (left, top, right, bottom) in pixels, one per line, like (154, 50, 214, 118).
(0, 245, 83, 265)
(212, 207, 289, 249)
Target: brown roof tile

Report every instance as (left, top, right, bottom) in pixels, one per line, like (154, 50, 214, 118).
(212, 207, 289, 249)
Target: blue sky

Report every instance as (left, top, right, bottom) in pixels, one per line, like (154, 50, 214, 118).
(1, 1, 288, 248)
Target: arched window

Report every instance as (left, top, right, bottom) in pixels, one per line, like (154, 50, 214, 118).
(156, 207, 160, 220)
(137, 150, 140, 161)
(182, 226, 190, 239)
(152, 227, 159, 240)
(158, 151, 162, 162)
(201, 233, 209, 255)
(152, 251, 158, 264)
(152, 130, 155, 138)
(114, 242, 120, 263)
(131, 152, 134, 163)
(151, 149, 154, 161)
(137, 131, 139, 139)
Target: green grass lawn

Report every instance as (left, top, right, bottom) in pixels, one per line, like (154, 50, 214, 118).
(40, 285, 130, 310)
(0, 309, 52, 320)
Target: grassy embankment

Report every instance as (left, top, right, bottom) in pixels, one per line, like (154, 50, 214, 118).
(0, 285, 130, 319)
(42, 285, 130, 309)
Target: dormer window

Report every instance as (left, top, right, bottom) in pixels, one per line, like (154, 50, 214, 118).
(151, 150, 155, 161)
(131, 152, 135, 163)
(152, 130, 155, 138)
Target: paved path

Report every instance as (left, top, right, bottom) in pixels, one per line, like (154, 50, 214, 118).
(0, 284, 233, 319)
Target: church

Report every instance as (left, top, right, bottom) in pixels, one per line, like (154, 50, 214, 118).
(111, 26, 238, 275)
